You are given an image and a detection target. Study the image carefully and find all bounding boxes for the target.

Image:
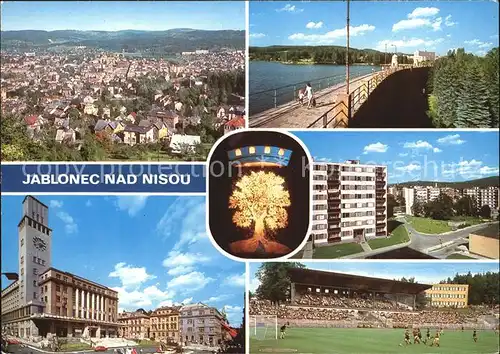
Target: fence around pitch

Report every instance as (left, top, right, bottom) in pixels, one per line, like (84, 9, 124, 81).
(281, 319, 496, 330)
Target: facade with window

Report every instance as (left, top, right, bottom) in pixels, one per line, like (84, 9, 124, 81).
(425, 284, 469, 308)
(180, 303, 229, 347)
(1, 196, 120, 338)
(311, 160, 388, 244)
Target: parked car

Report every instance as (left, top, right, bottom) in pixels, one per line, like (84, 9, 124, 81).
(95, 346, 108, 351)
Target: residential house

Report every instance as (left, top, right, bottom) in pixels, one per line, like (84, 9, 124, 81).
(169, 134, 201, 154)
(84, 103, 99, 116)
(123, 125, 155, 146)
(223, 116, 245, 135)
(55, 128, 76, 144)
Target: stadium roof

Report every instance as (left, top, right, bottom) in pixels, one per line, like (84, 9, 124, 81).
(288, 268, 431, 295)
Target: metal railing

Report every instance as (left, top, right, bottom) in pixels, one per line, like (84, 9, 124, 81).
(311, 64, 432, 128)
(249, 69, 377, 115)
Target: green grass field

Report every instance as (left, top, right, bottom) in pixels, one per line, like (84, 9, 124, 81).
(250, 328, 499, 354)
(368, 224, 410, 249)
(312, 242, 364, 259)
(407, 216, 487, 234)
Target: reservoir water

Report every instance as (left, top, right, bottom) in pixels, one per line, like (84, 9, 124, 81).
(249, 61, 381, 115)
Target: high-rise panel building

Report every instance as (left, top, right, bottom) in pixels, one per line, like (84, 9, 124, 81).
(311, 160, 387, 244)
(1, 196, 120, 338)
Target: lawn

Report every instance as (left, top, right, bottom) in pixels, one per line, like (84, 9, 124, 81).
(407, 216, 487, 235)
(59, 342, 93, 351)
(313, 242, 364, 259)
(250, 327, 499, 354)
(368, 225, 410, 250)
(446, 253, 475, 260)
(407, 216, 452, 234)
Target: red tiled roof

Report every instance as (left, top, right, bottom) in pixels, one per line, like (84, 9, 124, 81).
(225, 117, 245, 128)
(130, 112, 137, 117)
(24, 115, 38, 126)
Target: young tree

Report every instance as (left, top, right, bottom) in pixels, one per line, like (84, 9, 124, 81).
(479, 204, 492, 219)
(255, 262, 305, 304)
(229, 171, 291, 255)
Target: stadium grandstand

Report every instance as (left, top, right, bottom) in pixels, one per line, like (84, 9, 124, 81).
(250, 268, 499, 332)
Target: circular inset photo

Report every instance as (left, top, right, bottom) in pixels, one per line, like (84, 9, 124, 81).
(207, 130, 312, 260)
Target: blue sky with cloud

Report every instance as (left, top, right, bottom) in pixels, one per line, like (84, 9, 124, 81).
(1, 196, 244, 326)
(292, 130, 499, 184)
(1, 1, 245, 31)
(249, 262, 500, 292)
(250, 2, 499, 56)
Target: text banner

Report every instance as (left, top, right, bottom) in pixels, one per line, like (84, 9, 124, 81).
(1, 164, 206, 193)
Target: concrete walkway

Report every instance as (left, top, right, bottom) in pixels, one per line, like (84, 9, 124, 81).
(301, 241, 314, 259)
(249, 72, 378, 128)
(360, 242, 372, 253)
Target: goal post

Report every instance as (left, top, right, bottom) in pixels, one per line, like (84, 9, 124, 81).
(250, 315, 278, 340)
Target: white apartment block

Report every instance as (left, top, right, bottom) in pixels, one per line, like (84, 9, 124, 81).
(311, 160, 388, 244)
(403, 186, 499, 216)
(463, 187, 499, 212)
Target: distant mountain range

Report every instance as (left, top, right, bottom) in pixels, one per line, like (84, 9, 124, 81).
(389, 176, 499, 189)
(0, 29, 245, 53)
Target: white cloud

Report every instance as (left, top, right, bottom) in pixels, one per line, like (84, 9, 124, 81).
(431, 17, 442, 31)
(376, 38, 444, 51)
(49, 200, 63, 208)
(167, 271, 214, 293)
(276, 4, 303, 13)
(408, 7, 440, 19)
(203, 295, 231, 303)
(437, 134, 466, 145)
(157, 299, 173, 308)
(249, 33, 266, 39)
(399, 153, 409, 157)
(249, 277, 260, 292)
(443, 160, 499, 179)
(289, 24, 375, 44)
(306, 21, 323, 29)
(181, 297, 193, 305)
(156, 197, 207, 249)
(465, 39, 493, 49)
(113, 285, 174, 309)
(56, 211, 78, 234)
(224, 305, 242, 313)
(162, 250, 210, 275)
(223, 273, 245, 287)
(403, 140, 434, 149)
(444, 15, 457, 27)
(393, 7, 443, 32)
(395, 163, 422, 172)
(115, 196, 148, 216)
(363, 142, 388, 154)
(109, 262, 156, 289)
(433, 147, 442, 153)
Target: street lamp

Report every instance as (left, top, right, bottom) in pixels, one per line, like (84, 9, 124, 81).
(346, 0, 350, 95)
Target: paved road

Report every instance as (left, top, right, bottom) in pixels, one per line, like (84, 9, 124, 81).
(396, 217, 498, 254)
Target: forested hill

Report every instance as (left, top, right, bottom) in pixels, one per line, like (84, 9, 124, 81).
(250, 45, 412, 65)
(0, 29, 245, 53)
(389, 176, 499, 189)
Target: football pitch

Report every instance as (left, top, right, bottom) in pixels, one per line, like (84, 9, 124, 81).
(250, 328, 500, 353)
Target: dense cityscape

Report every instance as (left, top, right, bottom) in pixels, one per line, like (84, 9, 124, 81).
(1, 47, 245, 161)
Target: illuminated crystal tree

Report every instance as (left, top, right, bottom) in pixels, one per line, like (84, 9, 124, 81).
(229, 170, 291, 254)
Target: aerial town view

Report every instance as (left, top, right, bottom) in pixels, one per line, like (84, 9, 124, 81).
(249, 262, 499, 353)
(249, 1, 499, 129)
(291, 130, 500, 260)
(0, 1, 245, 161)
(1, 196, 245, 354)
